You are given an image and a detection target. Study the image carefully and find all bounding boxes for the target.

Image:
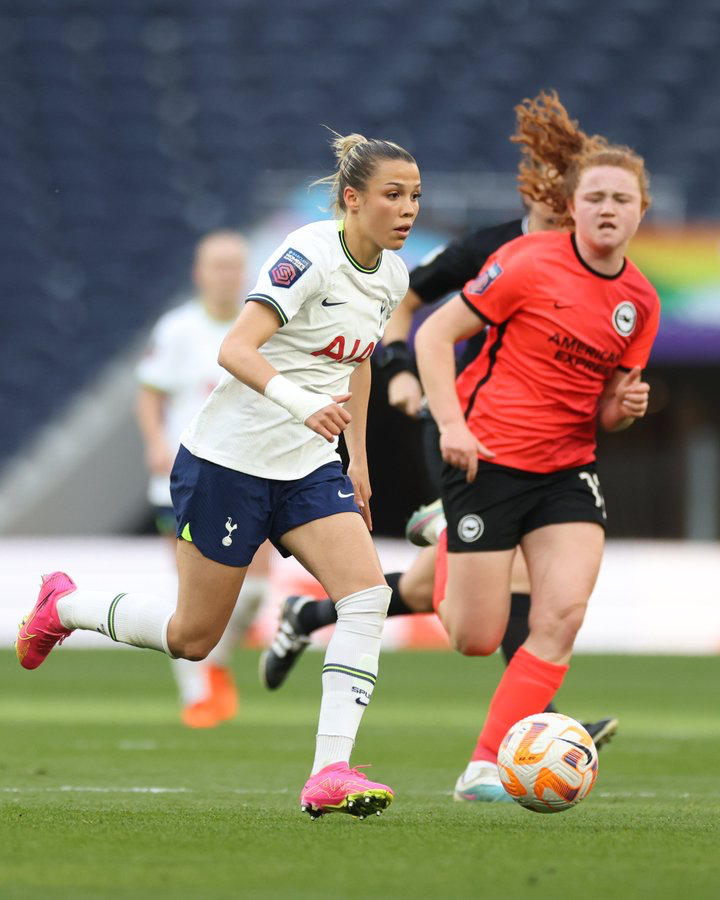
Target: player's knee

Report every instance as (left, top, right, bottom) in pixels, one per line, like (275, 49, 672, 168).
(402, 580, 434, 613)
(563, 604, 587, 637)
(180, 648, 208, 662)
(169, 633, 216, 661)
(450, 628, 499, 657)
(530, 601, 586, 650)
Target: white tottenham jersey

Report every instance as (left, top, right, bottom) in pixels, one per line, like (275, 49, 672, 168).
(181, 219, 409, 480)
(137, 300, 234, 505)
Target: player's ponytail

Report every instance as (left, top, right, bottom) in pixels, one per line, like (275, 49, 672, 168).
(330, 131, 370, 165)
(511, 90, 650, 225)
(313, 128, 416, 216)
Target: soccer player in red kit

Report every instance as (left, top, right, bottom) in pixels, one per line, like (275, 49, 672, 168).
(415, 93, 660, 802)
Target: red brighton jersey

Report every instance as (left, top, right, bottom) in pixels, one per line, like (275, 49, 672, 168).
(458, 230, 660, 473)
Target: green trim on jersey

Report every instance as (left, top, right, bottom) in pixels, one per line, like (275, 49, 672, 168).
(181, 522, 192, 542)
(337, 221, 382, 274)
(246, 293, 289, 327)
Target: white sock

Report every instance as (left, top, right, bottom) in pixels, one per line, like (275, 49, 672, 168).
(430, 514, 447, 544)
(311, 584, 391, 774)
(57, 590, 174, 654)
(313, 735, 354, 772)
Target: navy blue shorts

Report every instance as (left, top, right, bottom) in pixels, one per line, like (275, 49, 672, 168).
(170, 444, 361, 567)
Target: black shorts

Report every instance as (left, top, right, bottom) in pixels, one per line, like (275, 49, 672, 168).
(441, 459, 607, 553)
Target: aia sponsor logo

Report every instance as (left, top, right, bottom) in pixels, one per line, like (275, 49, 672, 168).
(311, 336, 375, 364)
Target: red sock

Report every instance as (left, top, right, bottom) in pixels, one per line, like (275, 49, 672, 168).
(471, 646, 568, 763)
(432, 528, 448, 612)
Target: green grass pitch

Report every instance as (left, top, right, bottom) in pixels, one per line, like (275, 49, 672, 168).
(1, 647, 718, 900)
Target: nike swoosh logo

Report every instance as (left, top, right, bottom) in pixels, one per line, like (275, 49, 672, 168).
(338, 490, 354, 498)
(18, 617, 37, 641)
(18, 599, 46, 640)
(322, 298, 347, 307)
(557, 737, 594, 765)
(355, 697, 369, 706)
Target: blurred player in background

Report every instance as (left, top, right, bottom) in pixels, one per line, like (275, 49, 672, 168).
(17, 131, 421, 820)
(136, 231, 271, 729)
(415, 91, 660, 801)
(261, 97, 617, 754)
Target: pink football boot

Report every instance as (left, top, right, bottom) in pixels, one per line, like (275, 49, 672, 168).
(16, 572, 77, 670)
(300, 763, 394, 819)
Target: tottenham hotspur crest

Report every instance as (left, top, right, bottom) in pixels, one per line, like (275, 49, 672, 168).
(222, 517, 238, 547)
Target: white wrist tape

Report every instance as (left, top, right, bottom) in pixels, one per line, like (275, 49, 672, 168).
(264, 374, 333, 424)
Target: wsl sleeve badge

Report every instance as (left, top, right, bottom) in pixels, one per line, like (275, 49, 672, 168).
(468, 261, 503, 295)
(269, 248, 313, 289)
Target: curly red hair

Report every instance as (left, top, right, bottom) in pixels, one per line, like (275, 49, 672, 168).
(511, 90, 651, 227)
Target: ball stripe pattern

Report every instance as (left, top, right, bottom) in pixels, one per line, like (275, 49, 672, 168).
(497, 713, 599, 813)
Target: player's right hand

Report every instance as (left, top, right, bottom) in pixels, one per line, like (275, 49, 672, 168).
(388, 371, 424, 418)
(439, 420, 494, 482)
(305, 393, 352, 442)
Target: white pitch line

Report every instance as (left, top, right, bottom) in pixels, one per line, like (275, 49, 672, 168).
(2, 786, 718, 801)
(117, 741, 158, 751)
(0, 786, 443, 797)
(1, 786, 192, 795)
(0, 786, 291, 795)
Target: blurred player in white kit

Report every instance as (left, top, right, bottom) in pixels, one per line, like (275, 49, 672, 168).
(136, 231, 271, 728)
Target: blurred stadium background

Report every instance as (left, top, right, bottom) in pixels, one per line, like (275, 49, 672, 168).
(1, 0, 719, 654)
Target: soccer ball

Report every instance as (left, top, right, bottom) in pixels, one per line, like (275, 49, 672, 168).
(497, 712, 598, 813)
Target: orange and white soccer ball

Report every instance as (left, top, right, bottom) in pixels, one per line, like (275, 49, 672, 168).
(497, 713, 599, 813)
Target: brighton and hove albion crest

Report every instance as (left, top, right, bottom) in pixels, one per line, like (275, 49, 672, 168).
(612, 301, 637, 336)
(458, 514, 484, 543)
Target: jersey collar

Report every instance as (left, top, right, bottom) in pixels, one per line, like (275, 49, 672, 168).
(570, 233, 626, 280)
(338, 221, 382, 274)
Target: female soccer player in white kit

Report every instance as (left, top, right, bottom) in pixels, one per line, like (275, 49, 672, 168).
(17, 132, 421, 819)
(136, 230, 272, 729)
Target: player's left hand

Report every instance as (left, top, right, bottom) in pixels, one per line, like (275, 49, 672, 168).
(439, 420, 495, 483)
(616, 366, 650, 418)
(347, 460, 373, 531)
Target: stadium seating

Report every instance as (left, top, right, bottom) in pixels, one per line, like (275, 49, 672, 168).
(1, 0, 718, 463)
